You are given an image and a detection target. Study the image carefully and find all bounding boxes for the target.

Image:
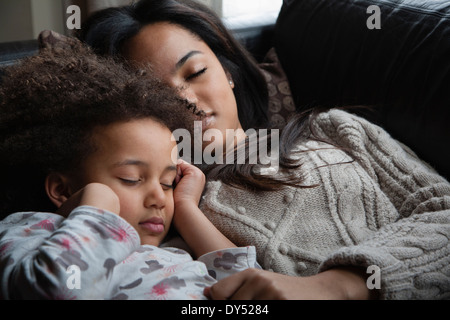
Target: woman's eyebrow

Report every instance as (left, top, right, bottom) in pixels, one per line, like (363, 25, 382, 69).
(176, 50, 203, 70)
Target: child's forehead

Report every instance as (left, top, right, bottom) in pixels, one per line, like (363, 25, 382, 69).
(94, 118, 174, 138)
(90, 119, 177, 155)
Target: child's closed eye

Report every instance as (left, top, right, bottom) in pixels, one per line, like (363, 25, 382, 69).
(119, 178, 142, 185)
(161, 183, 175, 191)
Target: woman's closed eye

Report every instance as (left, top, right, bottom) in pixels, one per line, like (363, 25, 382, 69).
(186, 67, 207, 81)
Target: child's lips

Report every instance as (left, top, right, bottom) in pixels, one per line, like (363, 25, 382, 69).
(139, 217, 165, 234)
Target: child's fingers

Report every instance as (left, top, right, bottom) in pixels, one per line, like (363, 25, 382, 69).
(177, 159, 204, 179)
(175, 159, 188, 185)
(175, 160, 183, 185)
(174, 159, 206, 196)
(177, 158, 191, 169)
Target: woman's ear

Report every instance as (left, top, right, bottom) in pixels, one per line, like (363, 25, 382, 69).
(45, 173, 73, 209)
(229, 78, 235, 89)
(225, 70, 235, 89)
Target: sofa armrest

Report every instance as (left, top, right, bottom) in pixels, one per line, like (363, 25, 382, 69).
(0, 40, 39, 67)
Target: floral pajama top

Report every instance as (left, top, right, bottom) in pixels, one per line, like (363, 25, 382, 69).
(0, 206, 258, 300)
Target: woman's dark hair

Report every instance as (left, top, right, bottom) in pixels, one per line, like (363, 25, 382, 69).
(0, 38, 202, 218)
(77, 0, 355, 193)
(77, 0, 269, 130)
(200, 107, 332, 192)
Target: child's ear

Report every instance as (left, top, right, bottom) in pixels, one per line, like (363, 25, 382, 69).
(45, 173, 73, 209)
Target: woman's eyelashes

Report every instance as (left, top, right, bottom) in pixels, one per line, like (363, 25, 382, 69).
(186, 67, 207, 81)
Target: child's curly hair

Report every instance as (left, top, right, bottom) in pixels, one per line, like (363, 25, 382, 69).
(0, 39, 202, 218)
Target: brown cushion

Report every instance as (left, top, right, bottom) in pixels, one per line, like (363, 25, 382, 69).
(258, 47, 296, 128)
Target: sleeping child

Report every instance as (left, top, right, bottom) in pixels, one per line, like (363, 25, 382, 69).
(0, 39, 258, 300)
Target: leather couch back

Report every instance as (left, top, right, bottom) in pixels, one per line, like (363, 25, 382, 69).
(274, 0, 450, 180)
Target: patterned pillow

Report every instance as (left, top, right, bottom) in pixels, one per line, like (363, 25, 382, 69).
(258, 47, 296, 128)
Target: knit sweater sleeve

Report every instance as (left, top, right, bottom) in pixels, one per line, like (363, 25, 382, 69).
(313, 109, 450, 299)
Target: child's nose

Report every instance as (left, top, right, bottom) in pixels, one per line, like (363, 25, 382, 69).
(144, 184, 166, 209)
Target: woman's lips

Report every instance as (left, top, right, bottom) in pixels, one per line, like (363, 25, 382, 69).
(202, 114, 216, 130)
(139, 217, 165, 234)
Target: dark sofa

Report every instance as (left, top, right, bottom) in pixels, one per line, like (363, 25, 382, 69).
(273, 0, 450, 181)
(1, 0, 449, 181)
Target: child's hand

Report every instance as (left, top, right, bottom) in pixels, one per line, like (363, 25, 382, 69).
(173, 160, 206, 209)
(56, 183, 120, 218)
(172, 160, 236, 257)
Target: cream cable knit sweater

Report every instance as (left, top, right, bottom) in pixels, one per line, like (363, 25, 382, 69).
(199, 109, 450, 299)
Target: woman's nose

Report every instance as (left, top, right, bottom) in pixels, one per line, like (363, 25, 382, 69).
(178, 86, 198, 105)
(144, 184, 166, 209)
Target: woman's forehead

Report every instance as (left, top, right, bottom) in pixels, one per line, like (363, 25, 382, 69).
(123, 22, 208, 62)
